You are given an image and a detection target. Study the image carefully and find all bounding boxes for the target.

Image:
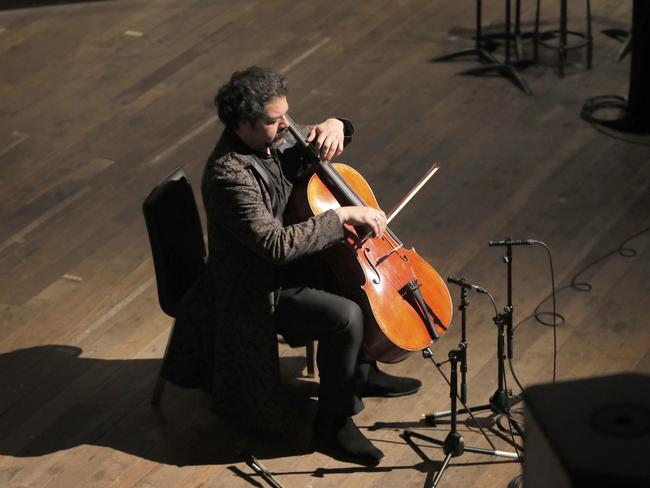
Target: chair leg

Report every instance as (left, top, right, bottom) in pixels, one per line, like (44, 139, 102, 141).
(151, 375, 167, 406)
(151, 318, 176, 406)
(305, 340, 316, 378)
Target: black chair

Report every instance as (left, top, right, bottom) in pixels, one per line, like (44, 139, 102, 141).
(143, 168, 208, 406)
(143, 168, 315, 406)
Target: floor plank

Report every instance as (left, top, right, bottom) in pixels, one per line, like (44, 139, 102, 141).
(1, 1, 649, 487)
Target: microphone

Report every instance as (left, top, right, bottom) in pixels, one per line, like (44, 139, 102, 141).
(488, 238, 537, 247)
(447, 275, 487, 294)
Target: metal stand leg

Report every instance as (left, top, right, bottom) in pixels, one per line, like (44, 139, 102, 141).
(534, 0, 541, 63)
(431, 0, 498, 64)
(601, 28, 632, 63)
(586, 0, 593, 69)
(424, 245, 526, 438)
(559, 0, 567, 77)
(617, 32, 632, 62)
(432, 0, 532, 95)
(514, 0, 523, 61)
(423, 310, 523, 437)
(402, 348, 519, 487)
(457, 0, 533, 95)
(480, 0, 535, 62)
(536, 0, 594, 77)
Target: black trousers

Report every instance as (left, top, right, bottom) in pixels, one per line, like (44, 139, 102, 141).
(274, 286, 369, 417)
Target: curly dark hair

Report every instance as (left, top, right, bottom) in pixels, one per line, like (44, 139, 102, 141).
(214, 66, 288, 129)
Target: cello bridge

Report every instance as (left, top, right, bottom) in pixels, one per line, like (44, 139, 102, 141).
(399, 279, 421, 298)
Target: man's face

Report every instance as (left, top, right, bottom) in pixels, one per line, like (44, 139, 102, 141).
(242, 96, 289, 151)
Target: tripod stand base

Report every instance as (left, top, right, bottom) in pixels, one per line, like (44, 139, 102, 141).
(431, 47, 532, 96)
(402, 429, 519, 487)
(424, 403, 491, 425)
(481, 31, 537, 62)
(424, 393, 522, 423)
(424, 395, 524, 440)
(424, 399, 524, 448)
(490, 390, 522, 413)
(430, 47, 498, 65)
(460, 63, 533, 95)
(403, 429, 519, 459)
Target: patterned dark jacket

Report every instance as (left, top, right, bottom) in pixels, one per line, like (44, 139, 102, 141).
(162, 124, 346, 435)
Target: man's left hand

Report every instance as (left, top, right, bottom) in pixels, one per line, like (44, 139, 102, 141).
(306, 118, 345, 162)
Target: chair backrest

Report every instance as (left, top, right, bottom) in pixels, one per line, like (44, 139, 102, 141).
(143, 168, 206, 317)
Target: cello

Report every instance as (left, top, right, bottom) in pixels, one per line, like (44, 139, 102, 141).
(285, 115, 453, 363)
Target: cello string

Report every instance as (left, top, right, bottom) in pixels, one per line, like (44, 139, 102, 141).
(319, 160, 404, 247)
(286, 113, 404, 247)
(377, 251, 447, 340)
(287, 114, 450, 338)
(285, 114, 365, 207)
(286, 114, 448, 337)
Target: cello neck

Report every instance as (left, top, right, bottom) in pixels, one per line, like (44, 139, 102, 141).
(285, 114, 365, 207)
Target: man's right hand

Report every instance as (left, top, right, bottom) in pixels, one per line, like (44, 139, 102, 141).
(334, 206, 387, 238)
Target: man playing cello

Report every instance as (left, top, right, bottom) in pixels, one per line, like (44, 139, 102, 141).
(172, 66, 423, 465)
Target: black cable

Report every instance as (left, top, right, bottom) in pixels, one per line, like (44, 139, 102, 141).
(508, 356, 526, 393)
(425, 351, 500, 451)
(445, 227, 648, 483)
(486, 291, 500, 325)
(500, 352, 524, 463)
(535, 241, 558, 384)
(496, 407, 524, 432)
(530, 226, 649, 326)
(580, 95, 650, 147)
(569, 226, 646, 290)
(507, 473, 524, 488)
(485, 292, 525, 456)
(508, 227, 650, 393)
(580, 94, 627, 124)
(506, 240, 559, 392)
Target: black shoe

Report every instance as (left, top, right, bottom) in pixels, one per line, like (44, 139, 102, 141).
(356, 364, 422, 398)
(313, 412, 384, 466)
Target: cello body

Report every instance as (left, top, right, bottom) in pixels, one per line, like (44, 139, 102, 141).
(288, 162, 453, 363)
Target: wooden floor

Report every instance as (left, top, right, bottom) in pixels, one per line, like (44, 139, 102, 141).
(1, 1, 649, 487)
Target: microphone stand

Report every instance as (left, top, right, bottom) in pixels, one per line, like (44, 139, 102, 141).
(402, 279, 519, 488)
(424, 244, 525, 435)
(487, 241, 523, 422)
(491, 240, 524, 431)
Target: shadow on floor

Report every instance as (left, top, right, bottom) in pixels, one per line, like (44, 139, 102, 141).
(0, 345, 317, 467)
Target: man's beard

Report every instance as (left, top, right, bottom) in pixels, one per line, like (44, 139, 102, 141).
(273, 127, 287, 143)
(264, 128, 287, 149)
